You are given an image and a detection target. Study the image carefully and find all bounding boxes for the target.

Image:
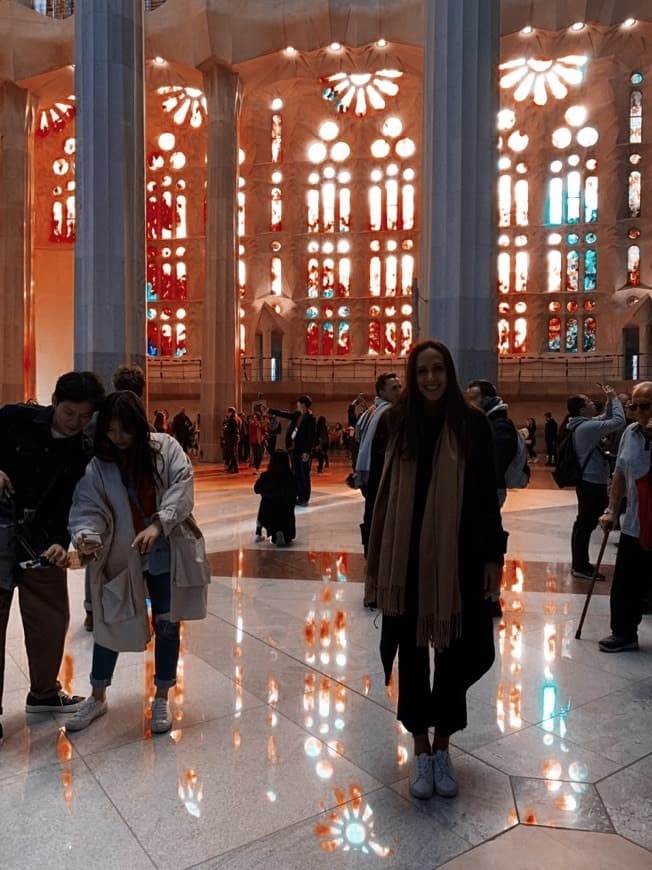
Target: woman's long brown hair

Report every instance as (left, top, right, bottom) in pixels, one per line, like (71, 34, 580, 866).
(94, 391, 161, 487)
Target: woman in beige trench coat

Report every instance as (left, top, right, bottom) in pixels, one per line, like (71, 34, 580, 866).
(65, 391, 209, 734)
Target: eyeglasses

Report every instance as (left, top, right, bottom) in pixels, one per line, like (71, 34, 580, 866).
(628, 402, 652, 412)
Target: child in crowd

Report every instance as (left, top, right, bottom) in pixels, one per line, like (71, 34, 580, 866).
(254, 450, 297, 546)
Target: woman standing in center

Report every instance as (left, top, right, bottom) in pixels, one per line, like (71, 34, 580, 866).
(365, 339, 507, 800)
(65, 391, 210, 734)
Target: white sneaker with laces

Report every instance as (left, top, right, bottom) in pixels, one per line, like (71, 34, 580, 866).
(432, 749, 458, 797)
(65, 696, 107, 732)
(151, 697, 172, 733)
(409, 752, 434, 799)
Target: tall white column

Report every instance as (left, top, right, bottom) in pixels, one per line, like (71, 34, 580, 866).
(0, 82, 34, 404)
(420, 0, 500, 384)
(74, 0, 145, 388)
(199, 60, 241, 462)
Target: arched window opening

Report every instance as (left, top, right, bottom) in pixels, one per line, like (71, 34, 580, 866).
(630, 90, 643, 143)
(628, 245, 641, 286)
(548, 317, 561, 352)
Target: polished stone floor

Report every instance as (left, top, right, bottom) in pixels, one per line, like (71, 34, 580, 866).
(1, 460, 650, 869)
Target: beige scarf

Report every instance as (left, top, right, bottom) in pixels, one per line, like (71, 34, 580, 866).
(365, 421, 464, 650)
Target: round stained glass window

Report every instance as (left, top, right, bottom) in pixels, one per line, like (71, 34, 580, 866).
(403, 168, 416, 181)
(548, 301, 561, 312)
(627, 295, 639, 306)
(271, 241, 282, 251)
(585, 158, 598, 171)
(585, 232, 597, 244)
(337, 306, 350, 317)
(498, 302, 510, 314)
(568, 154, 580, 167)
(631, 72, 644, 85)
(508, 131, 529, 152)
(323, 306, 334, 318)
(576, 127, 599, 148)
(370, 240, 381, 252)
(550, 160, 563, 173)
(382, 117, 403, 138)
(330, 142, 350, 162)
(169, 152, 186, 169)
(395, 138, 416, 158)
(498, 235, 510, 247)
(147, 308, 156, 320)
(567, 301, 578, 313)
(564, 106, 587, 127)
(516, 163, 527, 174)
(628, 227, 641, 240)
(307, 142, 327, 163)
(402, 239, 414, 250)
(369, 305, 381, 316)
(552, 127, 572, 149)
(629, 153, 641, 165)
(319, 121, 339, 141)
(52, 186, 62, 196)
(401, 304, 413, 315)
(158, 133, 175, 151)
(498, 156, 511, 170)
(370, 139, 391, 158)
(306, 306, 319, 318)
(515, 301, 527, 314)
(63, 138, 76, 155)
(548, 233, 562, 245)
(515, 235, 528, 247)
(53, 158, 69, 175)
(385, 306, 396, 317)
(583, 299, 596, 311)
(497, 109, 515, 131)
(566, 233, 579, 245)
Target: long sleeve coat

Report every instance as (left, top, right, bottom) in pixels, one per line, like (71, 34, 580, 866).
(69, 434, 209, 652)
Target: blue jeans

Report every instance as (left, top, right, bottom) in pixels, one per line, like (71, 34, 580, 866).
(90, 572, 179, 690)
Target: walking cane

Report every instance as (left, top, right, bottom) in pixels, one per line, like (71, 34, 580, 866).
(575, 527, 610, 639)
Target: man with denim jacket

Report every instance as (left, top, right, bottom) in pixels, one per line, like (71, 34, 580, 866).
(566, 386, 625, 579)
(0, 371, 104, 744)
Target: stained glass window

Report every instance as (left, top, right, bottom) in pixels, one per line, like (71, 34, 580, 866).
(272, 114, 282, 162)
(548, 317, 561, 351)
(547, 250, 562, 292)
(583, 249, 597, 291)
(629, 171, 641, 217)
(628, 245, 641, 286)
(565, 318, 578, 352)
(583, 317, 596, 352)
(566, 251, 579, 292)
(630, 90, 643, 143)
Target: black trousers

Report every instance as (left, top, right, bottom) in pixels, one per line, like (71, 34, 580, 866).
(571, 480, 608, 571)
(291, 454, 312, 504)
(395, 583, 495, 736)
(610, 533, 652, 639)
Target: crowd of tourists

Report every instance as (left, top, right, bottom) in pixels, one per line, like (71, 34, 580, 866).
(0, 345, 649, 808)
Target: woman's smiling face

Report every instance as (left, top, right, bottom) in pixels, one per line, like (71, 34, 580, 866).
(415, 347, 447, 405)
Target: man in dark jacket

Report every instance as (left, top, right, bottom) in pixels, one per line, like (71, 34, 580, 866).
(544, 412, 559, 466)
(0, 371, 105, 742)
(269, 395, 317, 506)
(466, 380, 518, 508)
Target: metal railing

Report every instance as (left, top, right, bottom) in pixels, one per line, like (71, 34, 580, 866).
(498, 354, 647, 383)
(242, 356, 409, 384)
(147, 357, 201, 381)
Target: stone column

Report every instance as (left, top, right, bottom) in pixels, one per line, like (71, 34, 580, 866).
(0, 82, 34, 404)
(420, 0, 500, 384)
(74, 0, 145, 389)
(199, 60, 241, 462)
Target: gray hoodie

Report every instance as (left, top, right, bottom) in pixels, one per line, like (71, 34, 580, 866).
(567, 397, 625, 485)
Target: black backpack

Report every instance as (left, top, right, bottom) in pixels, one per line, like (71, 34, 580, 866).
(552, 429, 594, 488)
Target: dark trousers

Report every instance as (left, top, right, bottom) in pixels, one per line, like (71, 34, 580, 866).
(545, 441, 556, 465)
(610, 533, 651, 639)
(291, 453, 312, 504)
(251, 444, 264, 470)
(572, 480, 608, 571)
(395, 585, 495, 736)
(316, 448, 329, 472)
(90, 572, 179, 690)
(224, 439, 239, 472)
(0, 565, 69, 715)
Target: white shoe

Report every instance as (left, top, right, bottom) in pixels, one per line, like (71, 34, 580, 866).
(65, 696, 107, 732)
(151, 697, 172, 733)
(409, 752, 434, 799)
(433, 749, 458, 797)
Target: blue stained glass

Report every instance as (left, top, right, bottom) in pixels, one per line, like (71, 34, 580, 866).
(147, 308, 156, 320)
(337, 305, 351, 317)
(631, 72, 644, 85)
(584, 249, 597, 291)
(306, 306, 319, 319)
(585, 232, 597, 244)
(566, 318, 578, 353)
(322, 288, 334, 299)
(175, 347, 187, 357)
(566, 233, 579, 245)
(548, 178, 563, 225)
(583, 318, 597, 352)
(146, 283, 158, 301)
(147, 342, 158, 357)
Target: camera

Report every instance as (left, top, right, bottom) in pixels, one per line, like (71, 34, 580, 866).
(19, 556, 52, 570)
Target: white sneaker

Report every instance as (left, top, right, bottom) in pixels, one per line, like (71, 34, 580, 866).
(433, 749, 458, 797)
(65, 696, 107, 732)
(151, 697, 172, 733)
(409, 752, 434, 799)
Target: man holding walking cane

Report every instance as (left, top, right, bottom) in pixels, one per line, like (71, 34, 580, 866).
(597, 381, 652, 653)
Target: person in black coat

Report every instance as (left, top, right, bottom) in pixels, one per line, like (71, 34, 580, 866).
(254, 451, 297, 546)
(0, 371, 105, 741)
(544, 412, 559, 466)
(268, 395, 317, 506)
